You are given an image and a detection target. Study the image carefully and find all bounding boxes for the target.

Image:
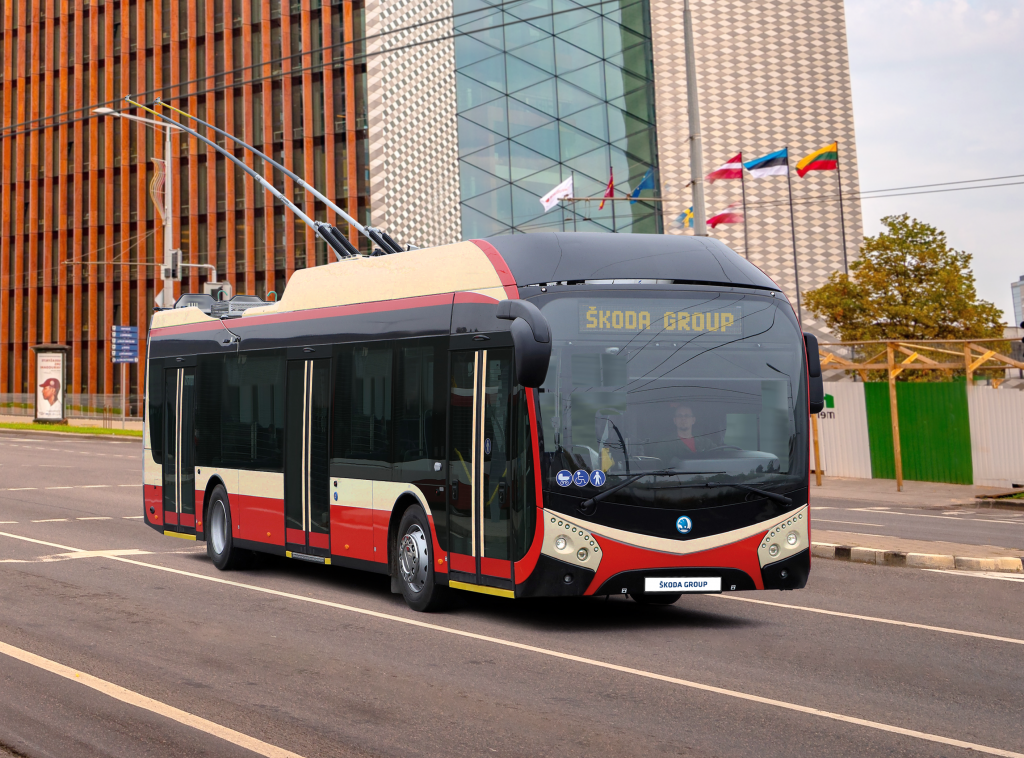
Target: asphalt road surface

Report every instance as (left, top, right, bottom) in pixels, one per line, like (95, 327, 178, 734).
(1, 429, 1023, 758)
(811, 495, 1024, 550)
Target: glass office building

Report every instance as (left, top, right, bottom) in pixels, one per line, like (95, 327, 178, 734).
(452, 0, 662, 237)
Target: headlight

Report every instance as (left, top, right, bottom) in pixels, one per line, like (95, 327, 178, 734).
(555, 536, 567, 551)
(787, 532, 798, 546)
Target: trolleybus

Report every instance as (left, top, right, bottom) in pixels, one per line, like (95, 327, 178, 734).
(144, 232, 824, 611)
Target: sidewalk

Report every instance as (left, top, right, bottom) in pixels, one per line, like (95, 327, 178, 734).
(811, 476, 1008, 508)
(0, 414, 143, 433)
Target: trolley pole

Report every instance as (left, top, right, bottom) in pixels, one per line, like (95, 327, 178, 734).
(684, 0, 707, 236)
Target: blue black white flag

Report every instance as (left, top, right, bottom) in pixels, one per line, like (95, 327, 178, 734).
(630, 167, 656, 203)
(744, 149, 789, 178)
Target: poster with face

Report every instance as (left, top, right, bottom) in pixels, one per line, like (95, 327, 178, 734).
(36, 352, 64, 420)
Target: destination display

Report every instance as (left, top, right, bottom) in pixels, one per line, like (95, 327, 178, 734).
(578, 299, 745, 336)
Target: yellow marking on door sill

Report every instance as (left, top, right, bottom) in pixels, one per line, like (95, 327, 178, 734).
(449, 580, 515, 598)
(163, 531, 197, 540)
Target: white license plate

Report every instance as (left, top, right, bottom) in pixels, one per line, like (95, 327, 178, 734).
(645, 577, 722, 593)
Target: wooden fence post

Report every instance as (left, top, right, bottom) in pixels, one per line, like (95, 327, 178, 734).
(887, 342, 903, 492)
(964, 343, 973, 385)
(811, 412, 822, 486)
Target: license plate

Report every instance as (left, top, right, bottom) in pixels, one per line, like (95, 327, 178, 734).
(645, 577, 722, 593)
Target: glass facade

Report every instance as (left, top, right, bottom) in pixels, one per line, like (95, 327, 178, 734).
(453, 0, 662, 237)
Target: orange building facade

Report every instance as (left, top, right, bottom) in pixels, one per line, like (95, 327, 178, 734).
(0, 0, 369, 401)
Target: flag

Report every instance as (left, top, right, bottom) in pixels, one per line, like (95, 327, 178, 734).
(744, 149, 789, 178)
(706, 153, 743, 183)
(796, 142, 838, 177)
(599, 168, 614, 210)
(708, 203, 744, 228)
(540, 175, 573, 213)
(677, 207, 694, 228)
(629, 167, 656, 204)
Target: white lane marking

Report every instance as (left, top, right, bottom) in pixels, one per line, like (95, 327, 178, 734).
(0, 521, 17, 524)
(926, 570, 1024, 583)
(32, 519, 69, 523)
(77, 517, 113, 520)
(7, 488, 37, 491)
(118, 484, 140, 487)
(710, 595, 1024, 646)
(0, 549, 152, 564)
(3, 531, 1023, 756)
(0, 639, 305, 758)
(819, 506, 1024, 527)
(123, 516, 144, 519)
(45, 487, 73, 490)
(814, 519, 884, 527)
(79, 485, 111, 488)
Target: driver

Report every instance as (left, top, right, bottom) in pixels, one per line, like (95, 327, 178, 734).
(667, 403, 721, 457)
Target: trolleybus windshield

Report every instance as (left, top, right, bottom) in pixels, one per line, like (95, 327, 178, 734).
(533, 289, 807, 509)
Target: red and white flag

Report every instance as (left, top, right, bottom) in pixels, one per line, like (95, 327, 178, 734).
(706, 153, 744, 184)
(708, 202, 744, 228)
(599, 168, 614, 210)
(540, 175, 574, 213)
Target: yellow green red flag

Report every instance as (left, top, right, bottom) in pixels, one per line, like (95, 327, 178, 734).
(796, 142, 838, 177)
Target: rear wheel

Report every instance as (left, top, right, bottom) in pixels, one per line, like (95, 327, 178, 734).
(206, 485, 245, 570)
(396, 506, 448, 612)
(630, 592, 683, 606)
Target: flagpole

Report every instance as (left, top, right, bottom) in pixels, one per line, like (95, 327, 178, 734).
(785, 146, 803, 325)
(740, 156, 749, 259)
(683, 0, 707, 236)
(835, 140, 849, 273)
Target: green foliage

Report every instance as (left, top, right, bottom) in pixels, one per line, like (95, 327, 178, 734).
(0, 422, 142, 437)
(805, 214, 1004, 342)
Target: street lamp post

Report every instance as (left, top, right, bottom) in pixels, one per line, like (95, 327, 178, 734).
(93, 107, 183, 307)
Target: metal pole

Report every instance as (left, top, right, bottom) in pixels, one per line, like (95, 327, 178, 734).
(785, 147, 802, 325)
(835, 140, 849, 274)
(740, 161, 749, 258)
(121, 362, 126, 430)
(811, 412, 822, 486)
(163, 125, 174, 307)
(683, 0, 707, 236)
(887, 342, 903, 492)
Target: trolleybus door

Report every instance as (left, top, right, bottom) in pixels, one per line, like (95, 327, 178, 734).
(448, 348, 515, 590)
(162, 366, 197, 531)
(284, 358, 332, 557)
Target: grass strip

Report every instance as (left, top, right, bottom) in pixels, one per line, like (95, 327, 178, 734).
(0, 422, 143, 438)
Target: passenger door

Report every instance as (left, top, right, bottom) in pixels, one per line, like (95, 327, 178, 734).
(162, 364, 197, 533)
(284, 358, 332, 560)
(447, 348, 515, 594)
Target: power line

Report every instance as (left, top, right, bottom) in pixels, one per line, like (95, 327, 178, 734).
(0, 0, 630, 141)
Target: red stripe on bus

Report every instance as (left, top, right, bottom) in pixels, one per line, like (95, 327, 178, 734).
(480, 556, 512, 579)
(286, 528, 306, 545)
(470, 239, 519, 300)
(453, 291, 499, 305)
(180, 513, 196, 528)
(514, 387, 545, 580)
(308, 532, 330, 550)
(449, 552, 475, 574)
(164, 511, 179, 526)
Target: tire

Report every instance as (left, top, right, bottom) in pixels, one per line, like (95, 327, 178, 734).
(630, 592, 683, 606)
(395, 505, 448, 612)
(206, 485, 246, 570)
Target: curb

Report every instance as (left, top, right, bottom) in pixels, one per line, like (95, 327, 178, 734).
(811, 542, 1024, 574)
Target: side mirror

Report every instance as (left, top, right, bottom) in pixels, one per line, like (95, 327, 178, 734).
(803, 332, 825, 415)
(496, 299, 552, 388)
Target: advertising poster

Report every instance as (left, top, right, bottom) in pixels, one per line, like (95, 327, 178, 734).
(35, 352, 64, 420)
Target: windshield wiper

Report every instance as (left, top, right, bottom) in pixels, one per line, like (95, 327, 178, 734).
(579, 470, 724, 513)
(578, 472, 792, 514)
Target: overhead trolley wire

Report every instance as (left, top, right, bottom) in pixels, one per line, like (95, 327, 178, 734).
(0, 0, 630, 141)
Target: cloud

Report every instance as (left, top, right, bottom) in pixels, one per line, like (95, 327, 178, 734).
(846, 0, 1024, 322)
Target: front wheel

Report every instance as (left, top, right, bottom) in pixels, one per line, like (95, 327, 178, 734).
(630, 592, 682, 606)
(395, 506, 448, 612)
(206, 485, 246, 570)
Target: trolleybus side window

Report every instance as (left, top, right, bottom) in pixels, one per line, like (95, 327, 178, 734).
(511, 389, 536, 561)
(148, 358, 165, 464)
(332, 342, 393, 480)
(194, 350, 286, 471)
(393, 338, 447, 478)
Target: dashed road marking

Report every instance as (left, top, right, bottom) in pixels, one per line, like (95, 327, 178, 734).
(814, 519, 883, 527)
(0, 638, 305, 758)
(77, 517, 112, 520)
(32, 519, 69, 523)
(926, 569, 1024, 583)
(1, 529, 1020, 758)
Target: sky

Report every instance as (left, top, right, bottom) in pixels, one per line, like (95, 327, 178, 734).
(844, 0, 1024, 324)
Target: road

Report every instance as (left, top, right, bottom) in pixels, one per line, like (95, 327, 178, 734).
(1, 429, 1023, 758)
(811, 494, 1024, 550)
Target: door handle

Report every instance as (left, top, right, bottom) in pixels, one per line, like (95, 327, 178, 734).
(450, 481, 459, 502)
(498, 482, 507, 505)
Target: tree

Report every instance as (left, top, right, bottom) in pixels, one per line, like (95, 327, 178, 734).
(805, 214, 1004, 342)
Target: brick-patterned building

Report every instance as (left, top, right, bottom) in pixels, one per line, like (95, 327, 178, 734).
(1, 0, 862, 401)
